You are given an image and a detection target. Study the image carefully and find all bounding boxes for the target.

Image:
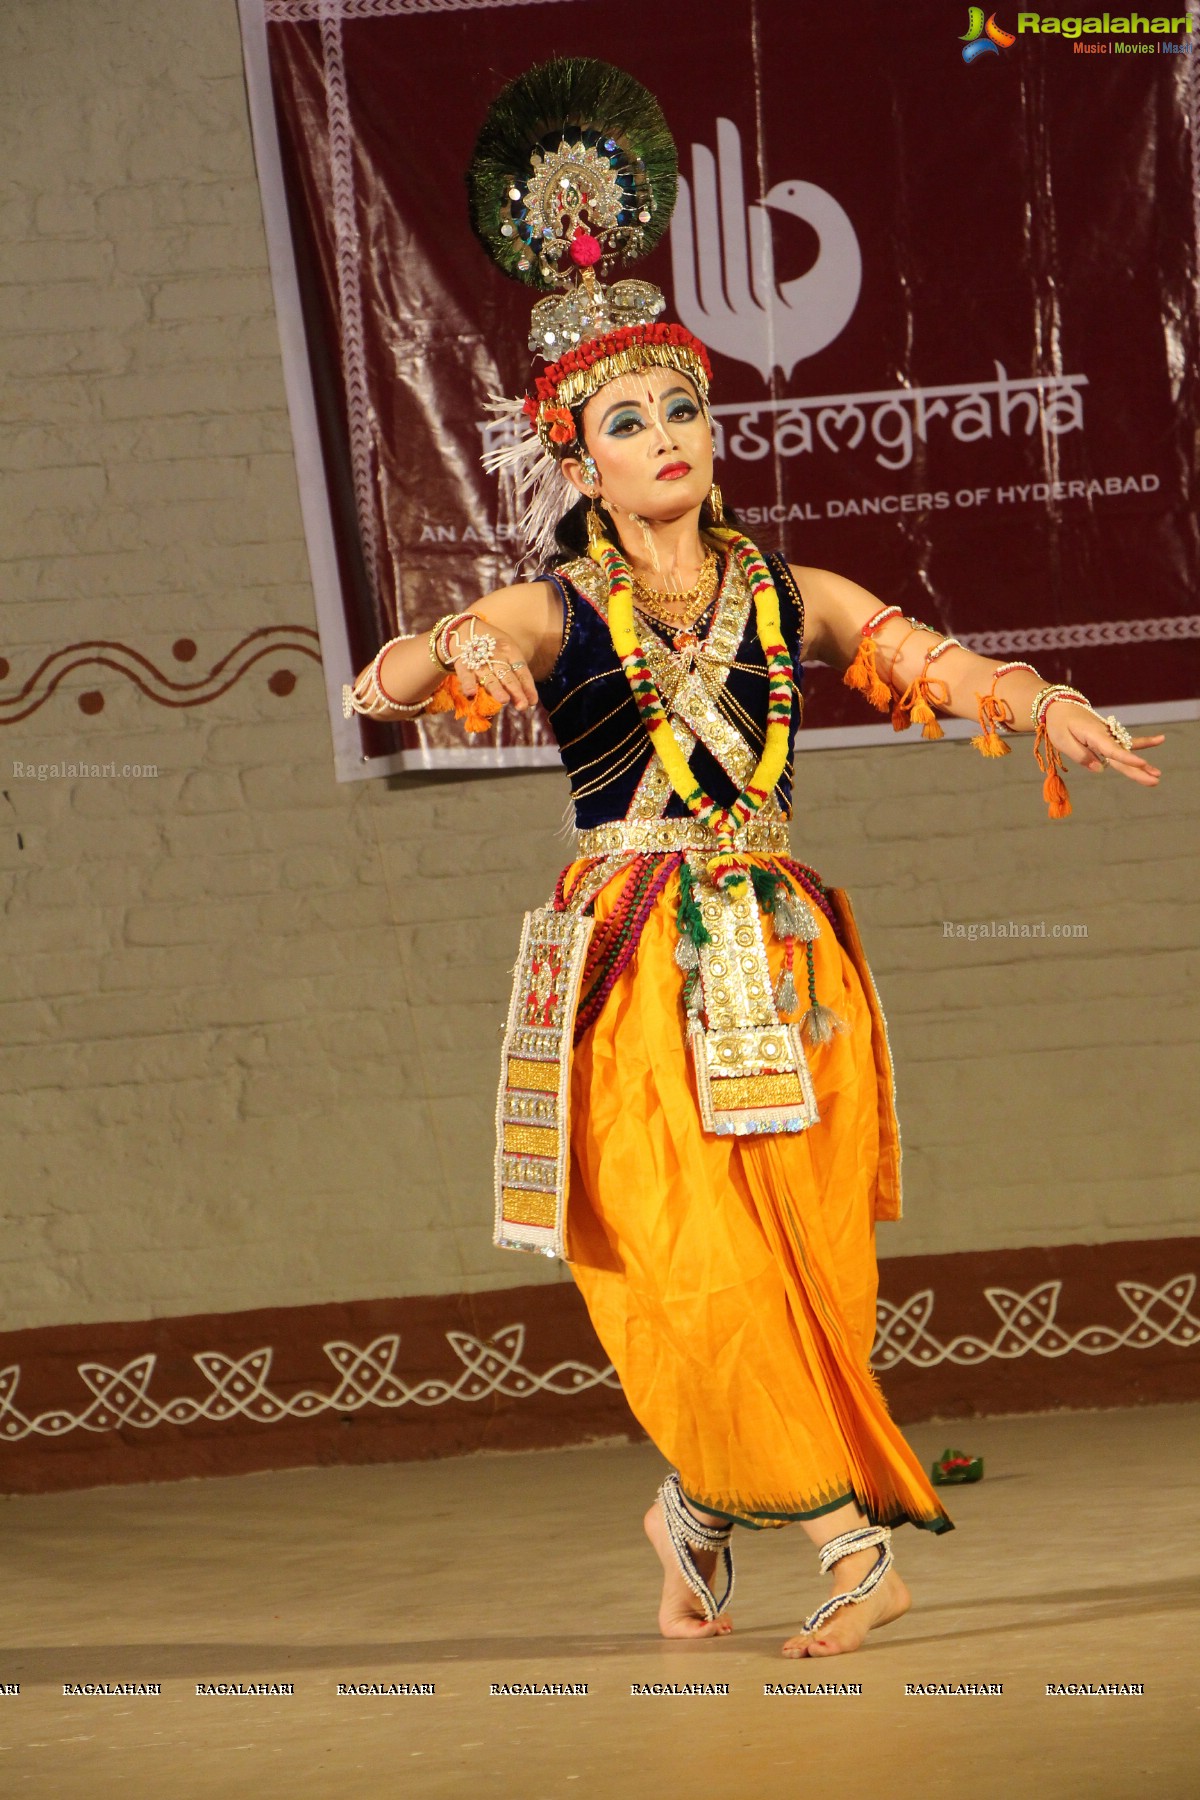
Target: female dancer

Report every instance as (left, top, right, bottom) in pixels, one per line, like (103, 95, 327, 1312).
(346, 61, 1164, 1657)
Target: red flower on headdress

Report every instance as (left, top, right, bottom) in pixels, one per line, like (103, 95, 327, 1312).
(543, 403, 576, 445)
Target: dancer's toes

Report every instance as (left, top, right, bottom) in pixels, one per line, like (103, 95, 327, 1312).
(780, 1566, 910, 1659)
(644, 1497, 734, 1639)
(663, 1609, 731, 1639)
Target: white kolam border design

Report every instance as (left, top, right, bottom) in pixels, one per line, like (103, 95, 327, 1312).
(1, 1278, 1195, 1444)
(871, 1275, 1199, 1371)
(0, 1324, 620, 1444)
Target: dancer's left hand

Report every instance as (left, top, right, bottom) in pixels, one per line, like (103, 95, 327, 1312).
(1045, 703, 1163, 786)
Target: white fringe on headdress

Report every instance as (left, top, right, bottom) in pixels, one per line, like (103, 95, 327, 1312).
(481, 393, 577, 569)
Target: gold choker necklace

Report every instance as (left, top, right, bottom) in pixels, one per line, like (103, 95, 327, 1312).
(631, 550, 720, 624)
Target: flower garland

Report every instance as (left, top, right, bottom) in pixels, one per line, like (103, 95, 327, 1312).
(591, 525, 794, 896)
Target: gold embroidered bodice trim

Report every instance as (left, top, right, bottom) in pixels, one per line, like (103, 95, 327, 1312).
(557, 552, 786, 825)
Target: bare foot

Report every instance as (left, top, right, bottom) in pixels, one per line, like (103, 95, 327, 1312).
(643, 1500, 733, 1638)
(781, 1546, 910, 1658)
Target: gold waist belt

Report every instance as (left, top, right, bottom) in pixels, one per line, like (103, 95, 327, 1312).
(576, 818, 792, 858)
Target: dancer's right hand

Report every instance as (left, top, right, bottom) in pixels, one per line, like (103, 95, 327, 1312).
(446, 613, 540, 713)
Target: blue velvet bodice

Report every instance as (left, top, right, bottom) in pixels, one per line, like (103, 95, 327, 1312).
(534, 552, 805, 831)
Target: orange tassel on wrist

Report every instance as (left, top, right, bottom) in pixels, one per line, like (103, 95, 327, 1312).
(843, 633, 894, 711)
(971, 690, 1014, 757)
(871, 623, 954, 737)
(425, 671, 504, 734)
(893, 660, 950, 739)
(843, 604, 902, 712)
(1033, 714, 1072, 818)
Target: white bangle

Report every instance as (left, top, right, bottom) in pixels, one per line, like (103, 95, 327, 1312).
(367, 636, 412, 710)
(342, 635, 429, 720)
(1030, 682, 1091, 729)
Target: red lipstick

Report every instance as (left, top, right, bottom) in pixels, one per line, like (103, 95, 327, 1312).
(656, 462, 691, 480)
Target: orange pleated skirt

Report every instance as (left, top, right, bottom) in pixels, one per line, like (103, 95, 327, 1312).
(563, 855, 952, 1535)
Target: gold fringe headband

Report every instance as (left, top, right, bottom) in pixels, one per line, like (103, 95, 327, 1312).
(523, 323, 714, 453)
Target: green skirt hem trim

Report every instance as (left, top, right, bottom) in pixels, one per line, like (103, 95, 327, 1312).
(678, 1480, 955, 1536)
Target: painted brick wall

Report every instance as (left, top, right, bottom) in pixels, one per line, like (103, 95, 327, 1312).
(1, 1, 1195, 1336)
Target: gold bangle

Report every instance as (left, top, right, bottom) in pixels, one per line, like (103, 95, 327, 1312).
(1030, 682, 1090, 730)
(428, 613, 462, 673)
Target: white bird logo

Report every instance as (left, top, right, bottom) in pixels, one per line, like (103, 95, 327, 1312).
(670, 119, 863, 382)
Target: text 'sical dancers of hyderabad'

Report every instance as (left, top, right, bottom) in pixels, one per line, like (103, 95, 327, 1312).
(346, 60, 1164, 1657)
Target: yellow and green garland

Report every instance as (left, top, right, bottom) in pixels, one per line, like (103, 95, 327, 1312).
(590, 525, 794, 895)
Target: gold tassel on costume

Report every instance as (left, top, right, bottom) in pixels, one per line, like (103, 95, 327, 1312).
(773, 935, 799, 1016)
(801, 1000, 850, 1047)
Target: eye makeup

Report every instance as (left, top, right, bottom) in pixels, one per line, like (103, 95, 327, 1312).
(604, 396, 700, 436)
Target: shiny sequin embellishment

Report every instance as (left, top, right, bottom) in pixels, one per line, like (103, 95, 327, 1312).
(494, 907, 595, 1256)
(688, 876, 820, 1136)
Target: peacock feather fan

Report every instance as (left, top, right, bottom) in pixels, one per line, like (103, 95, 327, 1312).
(466, 57, 678, 292)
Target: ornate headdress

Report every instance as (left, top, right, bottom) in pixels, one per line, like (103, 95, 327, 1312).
(467, 57, 714, 560)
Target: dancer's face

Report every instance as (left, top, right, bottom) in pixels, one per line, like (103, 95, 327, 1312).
(562, 366, 714, 521)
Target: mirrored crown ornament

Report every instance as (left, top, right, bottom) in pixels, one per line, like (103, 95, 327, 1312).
(467, 57, 678, 348)
(528, 274, 667, 356)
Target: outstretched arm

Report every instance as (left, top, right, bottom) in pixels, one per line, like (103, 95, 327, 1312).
(794, 563, 1163, 791)
(345, 580, 563, 720)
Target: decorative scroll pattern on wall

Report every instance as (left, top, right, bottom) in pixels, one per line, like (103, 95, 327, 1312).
(0, 626, 321, 724)
(957, 615, 1200, 657)
(264, 2, 576, 29)
(0, 1325, 621, 1442)
(871, 1276, 1199, 1370)
(1, 1279, 1195, 1444)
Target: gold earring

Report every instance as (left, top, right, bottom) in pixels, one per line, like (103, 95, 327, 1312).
(586, 495, 606, 549)
(708, 482, 725, 527)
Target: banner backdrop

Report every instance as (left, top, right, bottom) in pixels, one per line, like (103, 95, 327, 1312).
(240, 0, 1200, 781)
